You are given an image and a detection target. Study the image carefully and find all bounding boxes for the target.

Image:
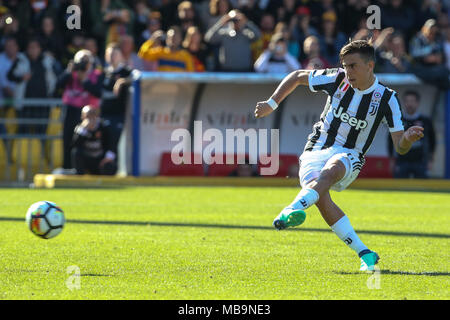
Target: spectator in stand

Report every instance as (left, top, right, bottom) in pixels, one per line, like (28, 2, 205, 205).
(9, 39, 58, 138)
(235, 0, 263, 28)
(102, 0, 134, 45)
(101, 42, 133, 155)
(415, 0, 443, 33)
(158, 0, 180, 31)
(139, 11, 162, 46)
(309, 0, 336, 28)
(251, 12, 275, 62)
(205, 9, 261, 72)
(336, 0, 370, 37)
(56, 49, 104, 170)
(138, 30, 165, 71)
(72, 105, 117, 175)
(37, 15, 64, 63)
(0, 36, 21, 161)
(388, 91, 436, 179)
(409, 18, 450, 89)
(267, 0, 297, 26)
(291, 6, 320, 62)
(132, 0, 151, 45)
(274, 21, 300, 60)
(380, 0, 415, 40)
(317, 11, 347, 67)
(206, 0, 231, 71)
(89, 0, 134, 48)
(207, 0, 231, 30)
(83, 37, 104, 71)
(378, 33, 413, 73)
(120, 34, 145, 70)
(410, 19, 445, 67)
(138, 25, 195, 72)
(182, 26, 209, 72)
(61, 32, 85, 69)
(301, 35, 330, 70)
(0, 37, 22, 108)
(177, 1, 202, 35)
(27, 0, 56, 31)
(254, 32, 301, 73)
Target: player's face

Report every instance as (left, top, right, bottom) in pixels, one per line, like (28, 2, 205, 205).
(341, 53, 374, 90)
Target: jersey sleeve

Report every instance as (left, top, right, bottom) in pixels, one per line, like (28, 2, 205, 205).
(308, 68, 345, 96)
(138, 41, 162, 61)
(384, 92, 404, 132)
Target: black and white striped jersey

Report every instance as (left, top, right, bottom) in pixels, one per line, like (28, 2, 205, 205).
(304, 68, 404, 158)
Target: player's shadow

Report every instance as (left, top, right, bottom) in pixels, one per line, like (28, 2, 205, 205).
(335, 270, 450, 276)
(1, 216, 449, 239)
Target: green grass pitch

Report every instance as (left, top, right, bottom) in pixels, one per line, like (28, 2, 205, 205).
(0, 186, 449, 300)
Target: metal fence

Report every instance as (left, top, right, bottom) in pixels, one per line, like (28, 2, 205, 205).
(0, 98, 64, 183)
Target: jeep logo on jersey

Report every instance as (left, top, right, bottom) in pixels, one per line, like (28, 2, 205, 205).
(333, 107, 368, 130)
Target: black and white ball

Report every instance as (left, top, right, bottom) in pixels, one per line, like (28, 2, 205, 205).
(26, 201, 65, 239)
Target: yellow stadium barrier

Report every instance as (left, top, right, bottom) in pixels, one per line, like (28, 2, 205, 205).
(33, 174, 450, 191)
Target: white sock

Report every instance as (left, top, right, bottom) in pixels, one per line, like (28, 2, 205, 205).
(288, 188, 319, 211)
(331, 215, 369, 256)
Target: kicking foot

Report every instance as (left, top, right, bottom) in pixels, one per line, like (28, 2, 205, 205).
(359, 250, 380, 271)
(273, 207, 306, 230)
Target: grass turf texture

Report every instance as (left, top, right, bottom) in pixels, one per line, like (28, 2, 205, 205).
(0, 186, 449, 300)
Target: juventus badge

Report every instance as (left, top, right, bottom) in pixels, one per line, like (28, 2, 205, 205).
(369, 91, 382, 116)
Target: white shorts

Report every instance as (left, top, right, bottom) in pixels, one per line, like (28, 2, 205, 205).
(298, 146, 363, 192)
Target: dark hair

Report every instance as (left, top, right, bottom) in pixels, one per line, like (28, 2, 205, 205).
(339, 39, 375, 62)
(4, 36, 18, 44)
(27, 37, 42, 48)
(403, 90, 420, 101)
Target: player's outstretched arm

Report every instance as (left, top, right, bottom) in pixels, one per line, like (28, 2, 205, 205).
(254, 69, 312, 118)
(390, 126, 424, 155)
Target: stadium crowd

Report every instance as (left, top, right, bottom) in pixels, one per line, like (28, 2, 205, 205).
(0, 0, 446, 175)
(1, 1, 450, 76)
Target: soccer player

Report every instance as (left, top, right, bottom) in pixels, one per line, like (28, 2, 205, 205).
(254, 40, 425, 271)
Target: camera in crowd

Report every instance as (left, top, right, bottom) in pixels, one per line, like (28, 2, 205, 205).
(73, 58, 90, 72)
(71, 49, 94, 72)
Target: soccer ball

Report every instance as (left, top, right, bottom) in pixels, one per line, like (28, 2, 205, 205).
(26, 201, 65, 239)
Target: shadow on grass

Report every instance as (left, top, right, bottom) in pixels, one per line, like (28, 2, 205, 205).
(349, 188, 450, 194)
(335, 270, 450, 276)
(1, 216, 449, 239)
